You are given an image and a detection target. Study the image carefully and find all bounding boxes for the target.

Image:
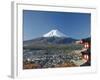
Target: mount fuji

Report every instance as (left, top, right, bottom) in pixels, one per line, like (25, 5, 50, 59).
(43, 29, 67, 37)
(24, 29, 77, 46)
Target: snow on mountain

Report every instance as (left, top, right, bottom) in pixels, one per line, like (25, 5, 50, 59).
(43, 29, 67, 37)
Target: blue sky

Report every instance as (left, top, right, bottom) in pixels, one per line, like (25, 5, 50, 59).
(23, 10, 91, 41)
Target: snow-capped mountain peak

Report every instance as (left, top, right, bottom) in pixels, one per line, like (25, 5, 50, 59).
(43, 29, 67, 37)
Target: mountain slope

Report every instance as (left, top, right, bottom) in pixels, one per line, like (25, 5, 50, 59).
(24, 37, 77, 47)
